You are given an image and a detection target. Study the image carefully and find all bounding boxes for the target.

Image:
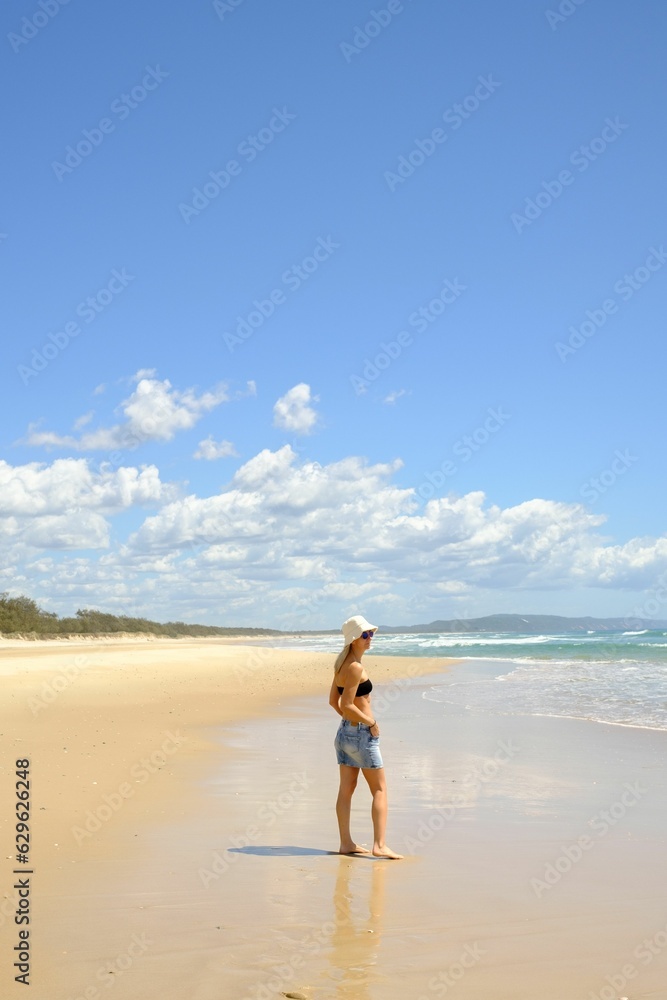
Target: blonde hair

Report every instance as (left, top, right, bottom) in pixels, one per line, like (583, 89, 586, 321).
(333, 643, 352, 674)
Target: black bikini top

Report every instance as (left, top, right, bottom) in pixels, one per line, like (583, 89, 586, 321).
(337, 677, 373, 697)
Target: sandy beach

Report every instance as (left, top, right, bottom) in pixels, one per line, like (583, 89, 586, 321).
(1, 637, 666, 999)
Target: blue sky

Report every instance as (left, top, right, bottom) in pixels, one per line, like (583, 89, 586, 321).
(2, 0, 667, 628)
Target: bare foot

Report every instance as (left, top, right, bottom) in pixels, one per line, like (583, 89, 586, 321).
(338, 842, 371, 855)
(372, 844, 404, 859)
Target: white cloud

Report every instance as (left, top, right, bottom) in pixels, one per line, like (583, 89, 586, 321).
(21, 512, 110, 550)
(23, 372, 229, 452)
(235, 380, 256, 398)
(434, 580, 469, 593)
(0, 458, 173, 516)
(273, 383, 319, 435)
(126, 446, 667, 598)
(193, 437, 238, 460)
(73, 410, 94, 430)
(384, 389, 408, 404)
(3, 444, 667, 626)
(0, 457, 176, 556)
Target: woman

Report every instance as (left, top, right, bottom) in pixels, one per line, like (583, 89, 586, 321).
(329, 615, 404, 859)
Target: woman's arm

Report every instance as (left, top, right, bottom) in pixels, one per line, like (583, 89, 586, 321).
(338, 663, 375, 726)
(328, 676, 344, 716)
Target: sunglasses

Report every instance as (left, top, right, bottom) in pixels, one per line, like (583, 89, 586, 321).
(361, 630, 376, 640)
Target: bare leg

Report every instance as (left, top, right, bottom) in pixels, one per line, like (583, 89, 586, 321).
(362, 767, 404, 859)
(336, 765, 370, 854)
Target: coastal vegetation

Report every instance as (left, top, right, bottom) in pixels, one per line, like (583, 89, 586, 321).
(0, 593, 280, 638)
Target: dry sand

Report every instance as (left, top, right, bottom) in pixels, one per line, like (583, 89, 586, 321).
(1, 637, 666, 999)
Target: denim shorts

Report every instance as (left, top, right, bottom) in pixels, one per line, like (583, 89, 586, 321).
(334, 718, 384, 769)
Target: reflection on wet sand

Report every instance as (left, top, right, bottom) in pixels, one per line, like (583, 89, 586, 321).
(326, 855, 387, 998)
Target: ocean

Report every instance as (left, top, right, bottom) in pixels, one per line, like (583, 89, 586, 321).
(264, 629, 667, 732)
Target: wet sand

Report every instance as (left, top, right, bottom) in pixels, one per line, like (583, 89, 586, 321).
(1, 638, 666, 999)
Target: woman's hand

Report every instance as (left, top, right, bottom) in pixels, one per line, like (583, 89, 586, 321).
(369, 721, 380, 736)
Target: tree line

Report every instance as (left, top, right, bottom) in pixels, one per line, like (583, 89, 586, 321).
(0, 593, 280, 637)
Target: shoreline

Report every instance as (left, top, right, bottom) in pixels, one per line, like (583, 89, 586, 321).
(1, 638, 456, 998)
(0, 636, 457, 863)
(0, 633, 314, 653)
(2, 638, 667, 998)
